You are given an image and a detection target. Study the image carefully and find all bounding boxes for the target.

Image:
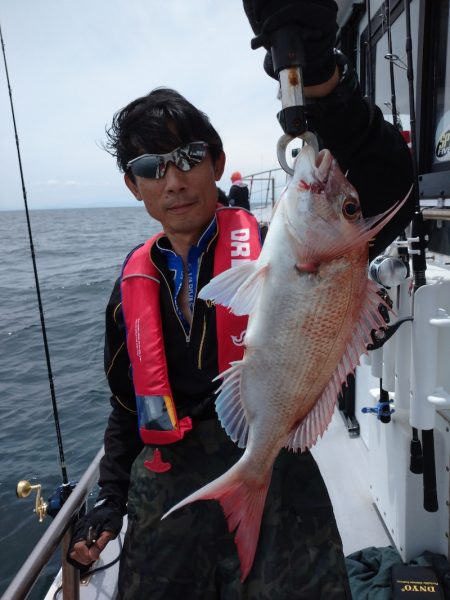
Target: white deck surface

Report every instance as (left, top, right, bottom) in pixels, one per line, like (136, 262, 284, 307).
(311, 409, 392, 556)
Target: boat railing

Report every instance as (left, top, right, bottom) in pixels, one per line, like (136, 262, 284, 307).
(243, 167, 286, 215)
(2, 448, 105, 600)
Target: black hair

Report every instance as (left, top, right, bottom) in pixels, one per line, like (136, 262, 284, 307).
(104, 87, 223, 176)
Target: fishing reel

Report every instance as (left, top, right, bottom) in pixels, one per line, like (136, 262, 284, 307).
(46, 481, 77, 517)
(369, 255, 408, 288)
(16, 480, 48, 523)
(16, 479, 77, 522)
(367, 255, 412, 351)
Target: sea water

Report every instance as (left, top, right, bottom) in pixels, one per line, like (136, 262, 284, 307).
(0, 206, 160, 597)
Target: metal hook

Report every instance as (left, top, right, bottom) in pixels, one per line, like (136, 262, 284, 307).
(276, 131, 319, 175)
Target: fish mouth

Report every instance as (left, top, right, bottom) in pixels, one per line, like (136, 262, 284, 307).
(315, 149, 333, 183)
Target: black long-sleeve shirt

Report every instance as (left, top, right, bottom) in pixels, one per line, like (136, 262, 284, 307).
(98, 82, 414, 509)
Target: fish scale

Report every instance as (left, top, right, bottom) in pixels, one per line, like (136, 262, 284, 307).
(163, 144, 408, 581)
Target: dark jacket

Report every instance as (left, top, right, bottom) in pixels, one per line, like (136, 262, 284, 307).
(228, 182, 250, 211)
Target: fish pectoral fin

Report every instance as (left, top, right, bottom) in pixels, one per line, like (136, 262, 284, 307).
(215, 361, 249, 448)
(198, 261, 267, 316)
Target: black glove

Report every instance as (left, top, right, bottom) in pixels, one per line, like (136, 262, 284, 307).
(66, 497, 124, 570)
(243, 0, 338, 86)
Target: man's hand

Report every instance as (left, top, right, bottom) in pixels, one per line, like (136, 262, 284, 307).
(67, 498, 123, 569)
(243, 0, 338, 88)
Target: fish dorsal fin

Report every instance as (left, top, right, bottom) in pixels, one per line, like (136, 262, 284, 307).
(214, 361, 249, 448)
(198, 261, 268, 316)
(285, 279, 390, 452)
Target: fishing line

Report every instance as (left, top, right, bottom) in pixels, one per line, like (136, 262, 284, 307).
(0, 22, 69, 487)
(384, 0, 402, 131)
(365, 0, 374, 101)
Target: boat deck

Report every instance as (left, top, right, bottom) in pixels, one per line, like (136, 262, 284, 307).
(311, 409, 392, 555)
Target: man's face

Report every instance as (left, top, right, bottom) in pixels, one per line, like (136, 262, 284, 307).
(125, 150, 225, 243)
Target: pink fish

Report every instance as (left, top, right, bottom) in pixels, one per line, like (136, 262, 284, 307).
(163, 144, 408, 580)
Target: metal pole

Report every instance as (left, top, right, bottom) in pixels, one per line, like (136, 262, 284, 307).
(61, 529, 80, 600)
(2, 448, 104, 600)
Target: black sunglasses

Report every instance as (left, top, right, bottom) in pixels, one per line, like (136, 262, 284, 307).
(126, 141, 209, 179)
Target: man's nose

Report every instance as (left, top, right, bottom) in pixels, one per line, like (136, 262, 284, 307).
(164, 163, 187, 191)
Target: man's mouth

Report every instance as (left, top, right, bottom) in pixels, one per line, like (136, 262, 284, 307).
(167, 201, 196, 213)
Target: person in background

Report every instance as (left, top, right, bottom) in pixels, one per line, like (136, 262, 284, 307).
(217, 186, 230, 206)
(67, 1, 414, 598)
(228, 170, 251, 210)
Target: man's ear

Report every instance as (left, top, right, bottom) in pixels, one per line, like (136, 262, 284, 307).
(214, 151, 226, 181)
(124, 173, 142, 200)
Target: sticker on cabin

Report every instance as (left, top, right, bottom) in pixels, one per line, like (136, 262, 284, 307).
(435, 111, 450, 161)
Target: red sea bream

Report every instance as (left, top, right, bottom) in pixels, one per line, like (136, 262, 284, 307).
(163, 144, 407, 580)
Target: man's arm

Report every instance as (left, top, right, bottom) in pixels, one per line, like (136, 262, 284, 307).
(98, 278, 143, 503)
(243, 0, 414, 258)
(68, 279, 143, 568)
(305, 53, 414, 259)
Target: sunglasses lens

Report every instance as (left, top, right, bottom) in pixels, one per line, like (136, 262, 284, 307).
(129, 155, 160, 178)
(176, 143, 208, 171)
(128, 142, 208, 179)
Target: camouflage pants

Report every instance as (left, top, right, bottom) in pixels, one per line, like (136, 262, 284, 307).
(117, 419, 352, 599)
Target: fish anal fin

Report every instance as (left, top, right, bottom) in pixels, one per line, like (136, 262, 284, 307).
(215, 361, 249, 448)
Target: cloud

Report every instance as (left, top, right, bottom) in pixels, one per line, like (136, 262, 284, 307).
(0, 0, 284, 211)
(35, 179, 113, 188)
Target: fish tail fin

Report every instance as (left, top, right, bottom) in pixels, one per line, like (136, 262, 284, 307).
(162, 461, 271, 581)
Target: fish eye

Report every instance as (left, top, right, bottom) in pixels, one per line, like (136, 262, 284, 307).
(342, 197, 361, 221)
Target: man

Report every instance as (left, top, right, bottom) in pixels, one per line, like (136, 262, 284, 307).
(68, 1, 413, 598)
(228, 171, 251, 211)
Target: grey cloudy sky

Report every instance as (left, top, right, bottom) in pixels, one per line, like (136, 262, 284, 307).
(0, 0, 285, 211)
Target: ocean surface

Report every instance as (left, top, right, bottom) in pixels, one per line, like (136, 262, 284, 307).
(0, 206, 161, 598)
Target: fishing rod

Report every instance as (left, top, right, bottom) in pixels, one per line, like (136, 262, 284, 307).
(402, 0, 437, 513)
(0, 23, 71, 499)
(382, 0, 425, 474)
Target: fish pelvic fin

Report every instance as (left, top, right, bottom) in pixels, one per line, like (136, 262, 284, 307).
(162, 461, 271, 582)
(214, 360, 249, 448)
(286, 279, 391, 452)
(198, 261, 268, 316)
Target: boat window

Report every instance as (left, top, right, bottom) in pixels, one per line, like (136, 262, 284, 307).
(359, 0, 420, 130)
(374, 9, 413, 131)
(430, 0, 450, 167)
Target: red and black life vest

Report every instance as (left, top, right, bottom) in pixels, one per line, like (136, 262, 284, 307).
(120, 207, 261, 445)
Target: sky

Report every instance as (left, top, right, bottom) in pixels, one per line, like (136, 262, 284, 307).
(0, 0, 286, 211)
